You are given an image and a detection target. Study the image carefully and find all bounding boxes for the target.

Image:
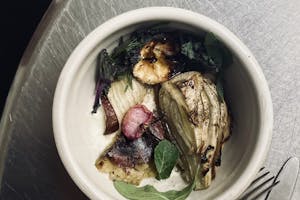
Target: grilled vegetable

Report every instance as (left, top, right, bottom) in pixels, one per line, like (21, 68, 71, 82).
(122, 105, 153, 140)
(133, 41, 178, 85)
(93, 25, 233, 198)
(96, 130, 159, 185)
(159, 71, 230, 190)
(97, 158, 156, 185)
(101, 95, 119, 134)
(106, 78, 149, 134)
(96, 81, 164, 184)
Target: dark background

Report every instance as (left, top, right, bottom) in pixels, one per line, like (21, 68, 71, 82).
(0, 0, 52, 115)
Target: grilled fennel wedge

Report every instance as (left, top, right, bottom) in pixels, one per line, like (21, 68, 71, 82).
(159, 71, 231, 190)
(96, 78, 158, 185)
(107, 78, 149, 132)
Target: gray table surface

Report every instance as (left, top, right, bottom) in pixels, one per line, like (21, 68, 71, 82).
(0, 0, 299, 199)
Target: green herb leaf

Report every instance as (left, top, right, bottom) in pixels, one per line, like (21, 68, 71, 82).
(204, 32, 233, 69)
(124, 72, 133, 92)
(95, 49, 115, 82)
(126, 72, 133, 89)
(116, 71, 133, 92)
(181, 39, 203, 61)
(204, 33, 232, 101)
(181, 41, 196, 60)
(154, 140, 179, 180)
(112, 39, 142, 59)
(204, 33, 223, 67)
(114, 178, 195, 200)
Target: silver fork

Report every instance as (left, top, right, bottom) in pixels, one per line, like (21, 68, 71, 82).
(238, 167, 280, 200)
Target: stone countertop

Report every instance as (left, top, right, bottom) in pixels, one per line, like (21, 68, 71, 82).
(0, 0, 299, 199)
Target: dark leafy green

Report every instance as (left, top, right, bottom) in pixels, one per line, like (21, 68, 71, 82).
(179, 32, 232, 71)
(92, 40, 138, 113)
(181, 41, 197, 60)
(92, 24, 172, 113)
(203, 33, 232, 100)
(204, 32, 232, 69)
(204, 33, 223, 67)
(92, 50, 114, 113)
(111, 38, 140, 59)
(154, 140, 179, 180)
(95, 49, 114, 82)
(114, 177, 195, 200)
(92, 25, 232, 112)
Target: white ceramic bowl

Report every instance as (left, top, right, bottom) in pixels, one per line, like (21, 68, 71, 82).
(53, 7, 273, 200)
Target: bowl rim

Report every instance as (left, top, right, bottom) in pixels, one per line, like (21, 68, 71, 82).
(53, 6, 273, 200)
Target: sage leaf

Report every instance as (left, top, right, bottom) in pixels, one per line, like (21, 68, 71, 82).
(114, 178, 195, 200)
(154, 140, 179, 180)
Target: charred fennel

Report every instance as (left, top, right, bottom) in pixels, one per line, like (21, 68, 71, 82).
(159, 71, 231, 190)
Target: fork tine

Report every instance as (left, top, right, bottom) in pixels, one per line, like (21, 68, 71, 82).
(264, 157, 295, 200)
(249, 181, 280, 200)
(250, 171, 270, 186)
(239, 176, 275, 200)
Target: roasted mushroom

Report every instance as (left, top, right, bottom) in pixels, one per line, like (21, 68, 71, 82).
(133, 41, 178, 85)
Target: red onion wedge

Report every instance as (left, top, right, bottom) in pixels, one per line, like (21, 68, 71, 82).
(122, 105, 153, 140)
